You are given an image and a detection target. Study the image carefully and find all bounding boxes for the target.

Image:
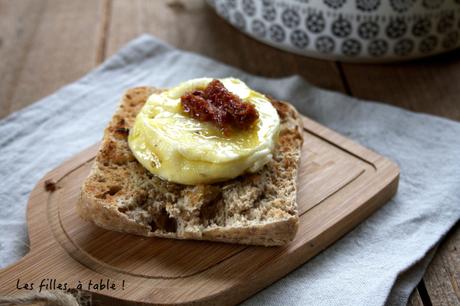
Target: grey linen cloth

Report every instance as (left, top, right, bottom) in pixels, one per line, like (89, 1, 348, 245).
(1, 35, 459, 306)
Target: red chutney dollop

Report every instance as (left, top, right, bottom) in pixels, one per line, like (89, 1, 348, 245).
(180, 79, 259, 134)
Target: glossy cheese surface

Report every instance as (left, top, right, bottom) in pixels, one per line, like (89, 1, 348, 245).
(128, 78, 280, 185)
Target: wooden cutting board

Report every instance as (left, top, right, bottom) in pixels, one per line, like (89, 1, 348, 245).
(0, 115, 399, 305)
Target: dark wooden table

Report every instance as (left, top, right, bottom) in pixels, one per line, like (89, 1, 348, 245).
(1, 1, 459, 305)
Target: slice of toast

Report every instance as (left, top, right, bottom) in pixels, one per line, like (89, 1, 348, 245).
(78, 87, 304, 246)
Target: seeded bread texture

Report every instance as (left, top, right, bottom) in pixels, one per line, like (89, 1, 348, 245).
(77, 87, 304, 246)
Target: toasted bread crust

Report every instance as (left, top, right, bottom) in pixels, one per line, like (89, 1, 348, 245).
(78, 87, 303, 246)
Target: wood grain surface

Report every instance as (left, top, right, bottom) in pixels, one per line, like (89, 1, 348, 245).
(0, 0, 459, 305)
(0, 116, 399, 305)
(408, 288, 424, 306)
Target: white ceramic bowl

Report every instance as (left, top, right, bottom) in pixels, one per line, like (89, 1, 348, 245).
(208, 0, 460, 62)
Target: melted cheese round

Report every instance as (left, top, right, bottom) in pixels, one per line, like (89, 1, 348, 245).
(128, 78, 280, 185)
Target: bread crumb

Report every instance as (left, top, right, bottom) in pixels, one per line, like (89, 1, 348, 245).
(44, 179, 57, 192)
(167, 0, 185, 10)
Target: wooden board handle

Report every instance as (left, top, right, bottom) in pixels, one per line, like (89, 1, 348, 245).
(0, 252, 48, 294)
